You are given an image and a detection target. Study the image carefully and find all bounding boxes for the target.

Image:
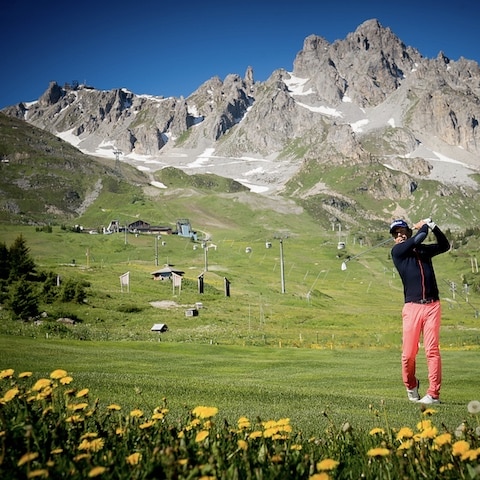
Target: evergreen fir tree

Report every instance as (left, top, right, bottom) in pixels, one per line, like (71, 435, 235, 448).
(0, 241, 9, 280)
(8, 276, 39, 320)
(8, 235, 36, 281)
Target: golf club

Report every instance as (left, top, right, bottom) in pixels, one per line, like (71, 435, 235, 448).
(341, 237, 393, 270)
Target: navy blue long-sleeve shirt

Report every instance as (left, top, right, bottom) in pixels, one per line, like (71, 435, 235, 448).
(391, 224, 450, 303)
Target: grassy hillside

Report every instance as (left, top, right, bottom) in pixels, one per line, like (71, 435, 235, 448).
(0, 112, 150, 224)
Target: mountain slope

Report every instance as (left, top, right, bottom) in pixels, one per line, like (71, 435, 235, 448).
(0, 113, 151, 223)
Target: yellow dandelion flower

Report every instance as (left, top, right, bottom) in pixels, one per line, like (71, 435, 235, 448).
(116, 427, 124, 436)
(238, 416, 251, 429)
(74, 453, 91, 461)
(367, 447, 390, 457)
(153, 406, 169, 415)
(434, 433, 452, 447)
(17, 452, 39, 466)
(89, 438, 105, 453)
(249, 430, 262, 439)
(88, 466, 107, 477)
(36, 387, 53, 399)
(68, 402, 89, 411)
(60, 376, 73, 385)
(271, 454, 283, 463)
(79, 440, 93, 451)
(263, 427, 277, 438)
(417, 419, 433, 431)
(177, 431, 185, 439)
(65, 415, 84, 423)
(192, 406, 219, 419)
(189, 418, 201, 427)
(80, 432, 98, 440)
(282, 424, 292, 433)
(238, 439, 248, 451)
(310, 474, 330, 480)
(139, 421, 155, 429)
(440, 463, 454, 473)
(316, 459, 339, 471)
(422, 408, 437, 416)
(0, 368, 14, 379)
(290, 444, 302, 451)
(419, 426, 438, 439)
(467, 400, 480, 415)
(50, 369, 68, 379)
(107, 404, 121, 411)
(263, 419, 277, 429)
(397, 439, 414, 450)
(126, 452, 142, 465)
(2, 387, 20, 403)
(452, 440, 470, 456)
(204, 420, 213, 429)
(129, 409, 143, 418)
(152, 412, 165, 420)
(396, 427, 414, 440)
(32, 378, 52, 391)
(195, 430, 209, 442)
(369, 427, 385, 436)
(42, 407, 54, 418)
(51, 448, 63, 454)
(78, 438, 103, 452)
(19, 371, 33, 378)
(27, 469, 49, 478)
(178, 458, 188, 466)
(461, 449, 480, 461)
(76, 388, 89, 398)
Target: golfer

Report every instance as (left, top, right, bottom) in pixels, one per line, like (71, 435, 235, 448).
(389, 218, 450, 404)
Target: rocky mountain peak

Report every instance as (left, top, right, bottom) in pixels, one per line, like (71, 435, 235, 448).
(39, 81, 64, 106)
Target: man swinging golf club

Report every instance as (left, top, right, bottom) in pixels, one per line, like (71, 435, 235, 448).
(389, 218, 450, 404)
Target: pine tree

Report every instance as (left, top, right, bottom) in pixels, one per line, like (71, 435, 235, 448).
(8, 277, 39, 320)
(0, 242, 9, 280)
(8, 235, 36, 281)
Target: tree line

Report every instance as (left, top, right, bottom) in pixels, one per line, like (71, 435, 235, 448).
(0, 235, 88, 321)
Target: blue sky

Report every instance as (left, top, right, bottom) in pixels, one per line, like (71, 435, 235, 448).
(0, 0, 478, 109)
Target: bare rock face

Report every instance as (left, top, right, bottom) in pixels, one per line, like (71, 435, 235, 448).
(39, 81, 64, 106)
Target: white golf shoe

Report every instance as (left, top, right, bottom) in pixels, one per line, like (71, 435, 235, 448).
(406, 380, 420, 402)
(418, 394, 440, 405)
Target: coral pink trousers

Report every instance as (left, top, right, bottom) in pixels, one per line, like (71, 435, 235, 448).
(401, 301, 442, 398)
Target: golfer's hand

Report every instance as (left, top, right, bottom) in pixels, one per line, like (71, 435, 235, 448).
(413, 220, 427, 230)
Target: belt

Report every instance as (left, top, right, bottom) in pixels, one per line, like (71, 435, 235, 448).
(412, 298, 438, 304)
